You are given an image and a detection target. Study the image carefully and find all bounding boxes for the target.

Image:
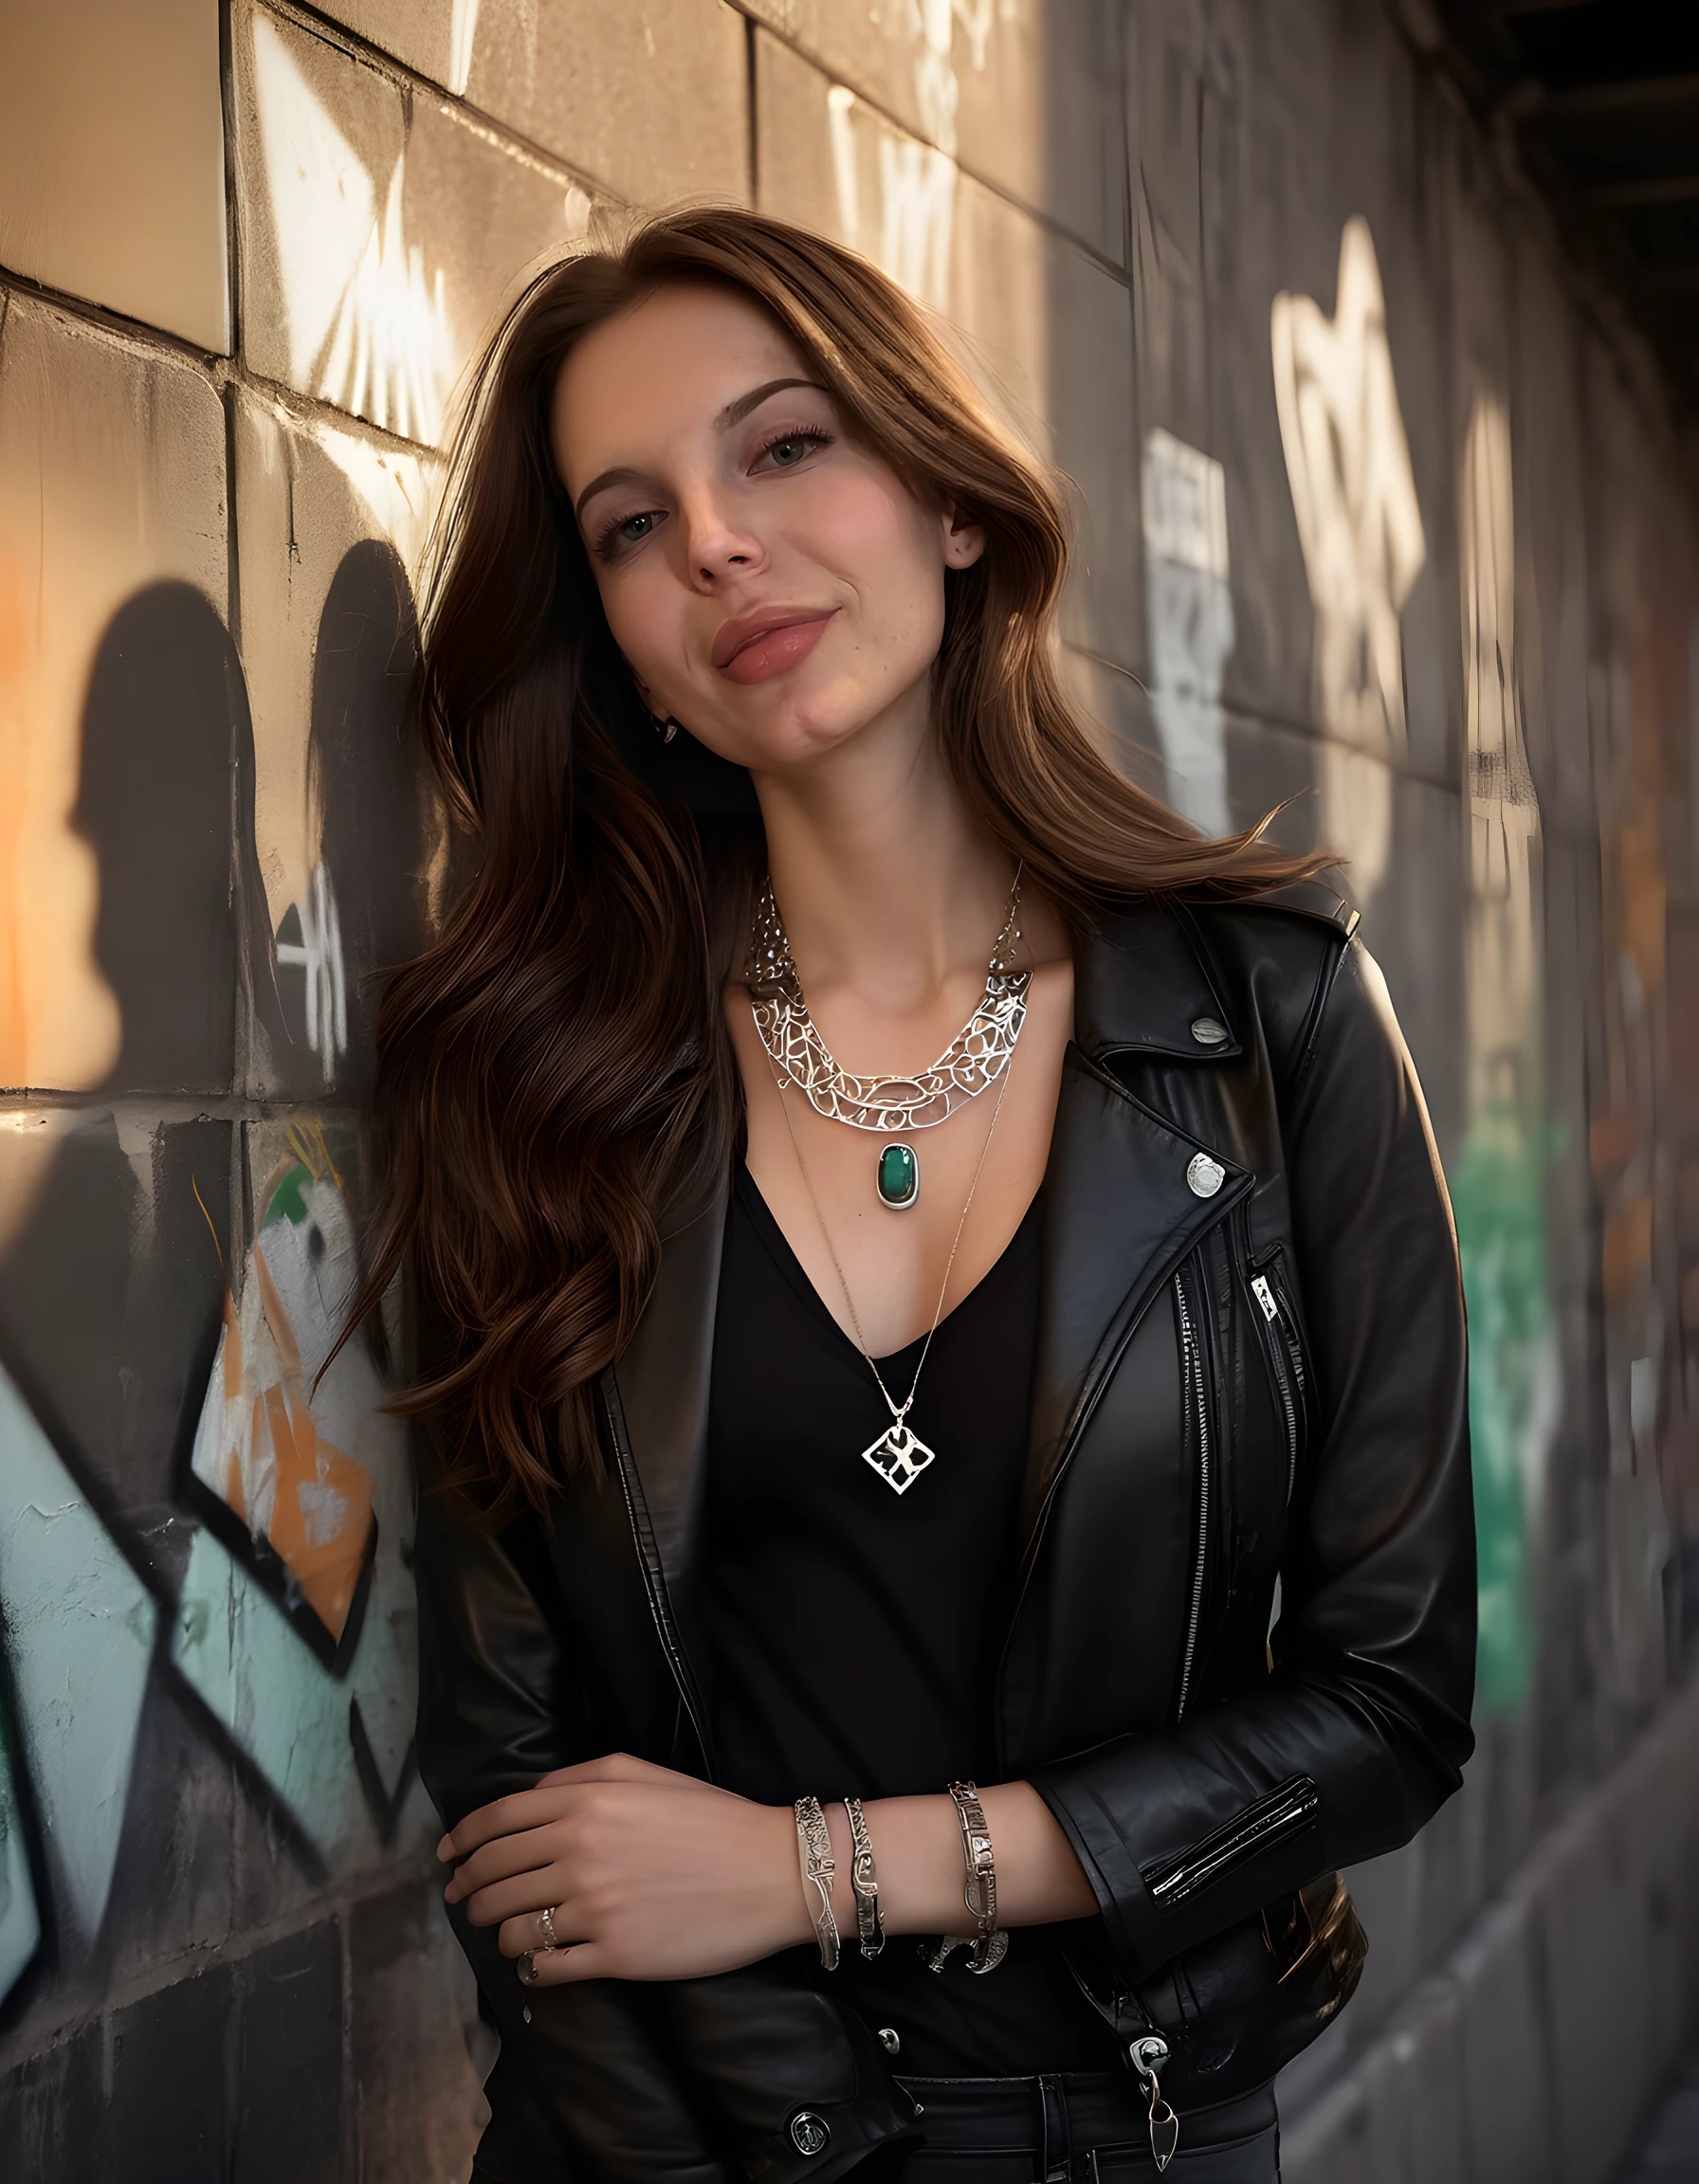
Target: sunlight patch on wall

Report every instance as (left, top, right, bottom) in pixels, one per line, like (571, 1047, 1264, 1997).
(448, 0, 482, 97)
(0, 301, 227, 1099)
(1272, 217, 1426, 906)
(251, 13, 455, 446)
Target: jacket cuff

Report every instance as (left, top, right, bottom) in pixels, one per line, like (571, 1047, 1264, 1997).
(1031, 1760, 1166, 1974)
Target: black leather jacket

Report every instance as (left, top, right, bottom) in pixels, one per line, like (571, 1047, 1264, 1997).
(417, 884, 1476, 2184)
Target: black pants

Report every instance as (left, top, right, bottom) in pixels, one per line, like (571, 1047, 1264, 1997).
(468, 2073, 1279, 2183)
(895, 2072, 1280, 2183)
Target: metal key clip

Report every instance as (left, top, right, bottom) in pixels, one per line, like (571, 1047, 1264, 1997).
(1127, 2036, 1178, 2173)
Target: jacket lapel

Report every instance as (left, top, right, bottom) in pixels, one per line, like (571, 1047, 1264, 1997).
(1018, 910, 1251, 1557)
(606, 1176, 728, 1600)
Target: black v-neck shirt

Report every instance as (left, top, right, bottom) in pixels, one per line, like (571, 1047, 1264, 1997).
(692, 1165, 1113, 2075)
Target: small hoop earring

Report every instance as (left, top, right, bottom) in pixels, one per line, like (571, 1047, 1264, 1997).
(649, 712, 681, 744)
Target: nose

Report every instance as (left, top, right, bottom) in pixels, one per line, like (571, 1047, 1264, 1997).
(677, 485, 766, 589)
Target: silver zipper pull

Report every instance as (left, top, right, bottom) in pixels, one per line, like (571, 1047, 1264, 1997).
(1251, 1273, 1279, 1321)
(1128, 2037, 1178, 2173)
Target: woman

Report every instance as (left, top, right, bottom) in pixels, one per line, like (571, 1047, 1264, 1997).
(359, 209, 1474, 2183)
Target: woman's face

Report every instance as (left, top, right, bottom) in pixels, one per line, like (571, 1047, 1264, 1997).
(551, 282, 983, 773)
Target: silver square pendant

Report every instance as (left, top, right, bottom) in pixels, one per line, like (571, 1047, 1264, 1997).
(861, 1421, 937, 1495)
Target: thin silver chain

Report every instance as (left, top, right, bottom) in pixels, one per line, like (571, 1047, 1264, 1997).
(745, 867, 1030, 1135)
(769, 1048, 1013, 1427)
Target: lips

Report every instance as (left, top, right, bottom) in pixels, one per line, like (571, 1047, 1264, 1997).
(711, 606, 837, 675)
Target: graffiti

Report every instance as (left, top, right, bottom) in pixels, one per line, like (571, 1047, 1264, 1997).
(0, 1686, 39, 2003)
(190, 1124, 375, 1648)
(1271, 218, 1427, 908)
(0, 1367, 157, 1977)
(276, 865, 349, 1083)
(176, 1121, 418, 1866)
(1451, 393, 1558, 1713)
(0, 555, 426, 2006)
(1142, 427, 1235, 837)
(828, 1, 999, 311)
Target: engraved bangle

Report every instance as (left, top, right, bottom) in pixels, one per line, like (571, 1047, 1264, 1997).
(842, 1797, 886, 1959)
(794, 1795, 840, 1972)
(946, 1780, 1009, 1975)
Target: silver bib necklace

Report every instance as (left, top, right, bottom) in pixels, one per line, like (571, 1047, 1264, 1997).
(744, 867, 1030, 1210)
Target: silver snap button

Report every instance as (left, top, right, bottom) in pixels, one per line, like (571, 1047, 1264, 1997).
(790, 2113, 831, 2157)
(1190, 1015, 1228, 1046)
(1186, 1152, 1225, 1197)
(878, 2027, 902, 2055)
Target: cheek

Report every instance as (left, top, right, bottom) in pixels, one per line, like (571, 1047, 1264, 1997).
(801, 474, 947, 650)
(595, 567, 680, 691)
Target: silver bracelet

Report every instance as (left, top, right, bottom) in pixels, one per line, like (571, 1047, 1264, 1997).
(945, 1779, 1008, 1974)
(842, 1797, 886, 1959)
(794, 1795, 840, 1971)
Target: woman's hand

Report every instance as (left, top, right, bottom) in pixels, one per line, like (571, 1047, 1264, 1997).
(439, 1753, 807, 1984)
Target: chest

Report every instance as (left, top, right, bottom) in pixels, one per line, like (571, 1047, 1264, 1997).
(585, 1042, 1314, 1779)
(728, 958, 1074, 1356)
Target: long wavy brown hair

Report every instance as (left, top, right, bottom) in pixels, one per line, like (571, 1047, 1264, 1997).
(352, 207, 1328, 1519)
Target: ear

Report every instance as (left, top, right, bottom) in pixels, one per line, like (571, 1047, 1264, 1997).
(941, 506, 986, 571)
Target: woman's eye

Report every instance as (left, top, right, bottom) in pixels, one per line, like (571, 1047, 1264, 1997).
(756, 428, 831, 472)
(619, 512, 656, 542)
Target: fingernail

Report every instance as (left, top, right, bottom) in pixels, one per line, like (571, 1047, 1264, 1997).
(436, 1836, 452, 1861)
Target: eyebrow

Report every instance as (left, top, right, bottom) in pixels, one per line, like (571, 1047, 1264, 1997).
(573, 377, 828, 520)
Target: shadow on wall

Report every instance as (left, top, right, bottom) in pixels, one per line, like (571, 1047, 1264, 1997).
(0, 556, 429, 2022)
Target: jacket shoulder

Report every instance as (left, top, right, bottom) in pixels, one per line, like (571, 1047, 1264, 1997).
(1076, 883, 1358, 1070)
(1178, 883, 1361, 1082)
(1195, 878, 1360, 942)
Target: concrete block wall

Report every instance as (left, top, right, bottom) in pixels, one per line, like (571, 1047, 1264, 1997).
(0, 3, 1695, 2176)
(1285, 1674, 1699, 2184)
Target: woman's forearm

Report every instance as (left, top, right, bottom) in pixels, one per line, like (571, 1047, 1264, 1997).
(815, 1782, 1097, 1939)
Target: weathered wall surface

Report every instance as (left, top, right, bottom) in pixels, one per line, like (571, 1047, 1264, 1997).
(0, 3, 1694, 2178)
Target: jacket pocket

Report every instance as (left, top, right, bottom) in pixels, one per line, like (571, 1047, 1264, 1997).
(1246, 1249, 1310, 1504)
(1140, 1774, 1320, 1911)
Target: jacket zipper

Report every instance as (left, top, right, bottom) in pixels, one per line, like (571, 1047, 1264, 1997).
(992, 1134, 1250, 1767)
(1141, 1774, 1320, 1909)
(1249, 1261, 1308, 1504)
(1174, 1261, 1211, 1723)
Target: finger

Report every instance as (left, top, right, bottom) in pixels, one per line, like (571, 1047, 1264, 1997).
(498, 1905, 584, 1959)
(445, 1822, 570, 1903)
(529, 1941, 612, 1986)
(464, 1868, 574, 1931)
(534, 1753, 677, 1791)
(442, 1786, 572, 1862)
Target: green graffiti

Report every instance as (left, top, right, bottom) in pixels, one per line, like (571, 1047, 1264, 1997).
(262, 1162, 315, 1228)
(1449, 1111, 1557, 1714)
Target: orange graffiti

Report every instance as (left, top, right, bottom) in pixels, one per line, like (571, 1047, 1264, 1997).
(193, 1159, 376, 1641)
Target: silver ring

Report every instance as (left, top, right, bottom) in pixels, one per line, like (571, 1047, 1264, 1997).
(517, 1951, 541, 1987)
(538, 1904, 561, 1952)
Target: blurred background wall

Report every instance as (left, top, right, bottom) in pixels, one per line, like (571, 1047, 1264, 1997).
(0, 3, 1695, 2180)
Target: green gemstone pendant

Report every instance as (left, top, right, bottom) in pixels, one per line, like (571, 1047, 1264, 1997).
(876, 1142, 919, 1210)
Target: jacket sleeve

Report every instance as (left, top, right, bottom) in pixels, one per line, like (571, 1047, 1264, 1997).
(1031, 935, 1476, 1978)
(413, 1482, 733, 2183)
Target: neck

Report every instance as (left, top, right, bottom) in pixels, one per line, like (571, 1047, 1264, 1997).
(751, 696, 1014, 1011)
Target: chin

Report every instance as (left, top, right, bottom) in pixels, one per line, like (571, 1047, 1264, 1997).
(738, 673, 907, 771)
